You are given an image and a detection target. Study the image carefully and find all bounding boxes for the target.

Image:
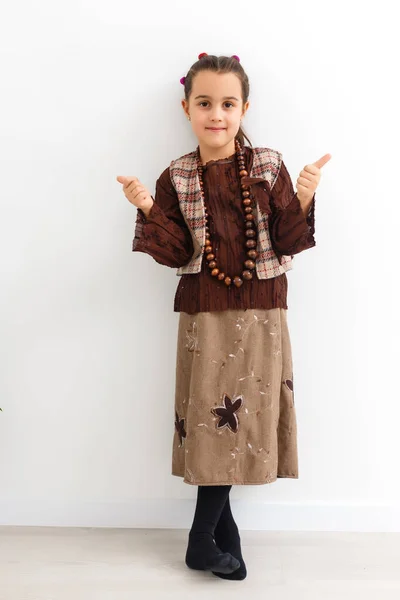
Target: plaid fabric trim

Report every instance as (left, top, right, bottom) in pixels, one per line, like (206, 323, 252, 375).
(169, 146, 293, 278)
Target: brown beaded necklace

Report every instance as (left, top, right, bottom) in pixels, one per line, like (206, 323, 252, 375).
(196, 138, 258, 288)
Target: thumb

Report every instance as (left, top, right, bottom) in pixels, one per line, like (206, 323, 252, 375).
(116, 176, 128, 185)
(313, 154, 332, 169)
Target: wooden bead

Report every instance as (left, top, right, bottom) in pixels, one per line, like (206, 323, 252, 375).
(245, 229, 256, 238)
(239, 170, 248, 177)
(233, 276, 243, 287)
(242, 270, 253, 280)
(244, 207, 253, 213)
(244, 259, 255, 269)
(208, 261, 217, 269)
(206, 253, 215, 261)
(242, 199, 251, 206)
(205, 246, 213, 254)
(247, 249, 258, 259)
(224, 277, 232, 286)
(211, 268, 219, 276)
(246, 239, 257, 248)
(242, 191, 250, 198)
(217, 272, 225, 280)
(245, 214, 255, 221)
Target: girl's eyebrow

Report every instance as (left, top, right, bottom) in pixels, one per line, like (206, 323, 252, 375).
(194, 95, 239, 101)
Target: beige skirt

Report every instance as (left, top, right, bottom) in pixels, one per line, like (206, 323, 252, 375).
(172, 308, 298, 485)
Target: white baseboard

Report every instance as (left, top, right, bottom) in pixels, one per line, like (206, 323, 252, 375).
(1, 499, 399, 532)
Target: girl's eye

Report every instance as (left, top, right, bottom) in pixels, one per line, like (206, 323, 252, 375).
(199, 102, 234, 108)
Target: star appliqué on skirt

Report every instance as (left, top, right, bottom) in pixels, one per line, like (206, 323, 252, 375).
(211, 393, 243, 433)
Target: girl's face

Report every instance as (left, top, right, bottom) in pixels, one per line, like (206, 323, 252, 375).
(182, 70, 249, 158)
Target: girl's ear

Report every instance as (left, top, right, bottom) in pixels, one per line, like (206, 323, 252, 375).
(242, 100, 250, 117)
(181, 99, 189, 118)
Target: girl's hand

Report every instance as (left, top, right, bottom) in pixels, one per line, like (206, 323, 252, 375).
(296, 154, 332, 210)
(116, 176, 154, 213)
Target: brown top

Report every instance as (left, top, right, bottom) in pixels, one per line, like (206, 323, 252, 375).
(132, 145, 316, 314)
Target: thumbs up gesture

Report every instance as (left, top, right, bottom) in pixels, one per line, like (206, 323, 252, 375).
(116, 175, 154, 215)
(296, 154, 331, 213)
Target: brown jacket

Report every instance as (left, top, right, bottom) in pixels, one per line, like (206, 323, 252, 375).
(132, 146, 316, 313)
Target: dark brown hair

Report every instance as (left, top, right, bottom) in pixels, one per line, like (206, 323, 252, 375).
(181, 54, 252, 147)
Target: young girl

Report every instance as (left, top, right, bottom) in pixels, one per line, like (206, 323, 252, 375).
(117, 53, 330, 581)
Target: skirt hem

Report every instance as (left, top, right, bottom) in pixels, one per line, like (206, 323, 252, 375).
(172, 471, 298, 485)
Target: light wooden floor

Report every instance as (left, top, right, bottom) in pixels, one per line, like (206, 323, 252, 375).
(0, 527, 399, 599)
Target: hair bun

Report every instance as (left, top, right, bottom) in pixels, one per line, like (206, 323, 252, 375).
(198, 52, 208, 59)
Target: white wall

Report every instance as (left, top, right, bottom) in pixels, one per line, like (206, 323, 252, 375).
(1, 0, 399, 531)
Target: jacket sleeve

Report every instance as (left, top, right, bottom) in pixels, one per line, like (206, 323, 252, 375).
(132, 167, 194, 268)
(267, 159, 316, 261)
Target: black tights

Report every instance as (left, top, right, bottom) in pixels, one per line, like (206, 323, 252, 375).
(185, 485, 247, 579)
(189, 485, 232, 540)
(185, 484, 239, 574)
